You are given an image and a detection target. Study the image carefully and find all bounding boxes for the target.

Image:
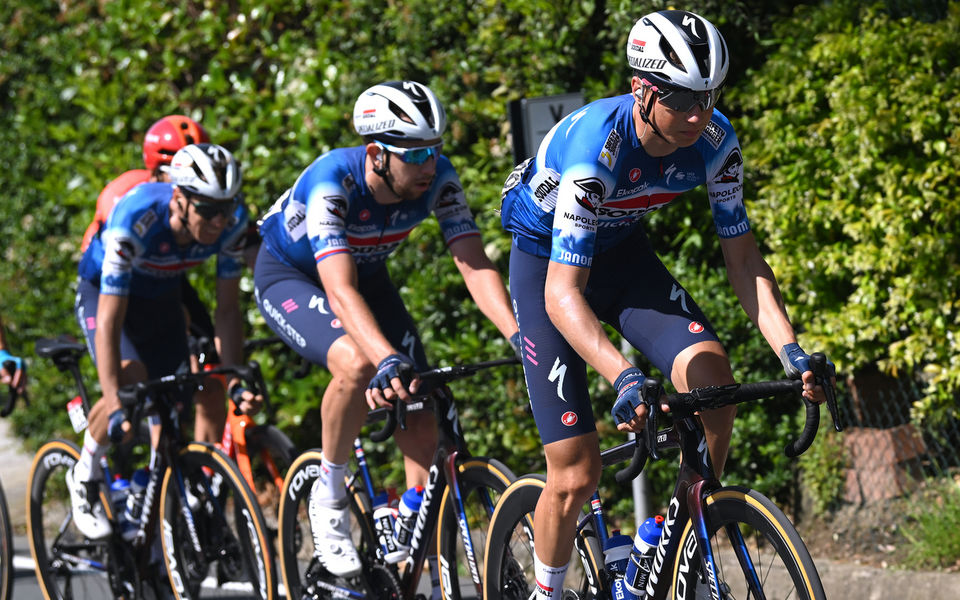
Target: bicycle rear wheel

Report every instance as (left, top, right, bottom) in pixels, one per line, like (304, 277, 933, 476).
(277, 449, 383, 600)
(436, 457, 515, 600)
(672, 486, 825, 600)
(27, 439, 139, 599)
(0, 477, 12, 600)
(160, 441, 277, 600)
(483, 475, 604, 600)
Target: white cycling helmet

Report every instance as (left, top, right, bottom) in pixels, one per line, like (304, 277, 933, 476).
(626, 10, 728, 92)
(169, 143, 241, 200)
(353, 80, 447, 143)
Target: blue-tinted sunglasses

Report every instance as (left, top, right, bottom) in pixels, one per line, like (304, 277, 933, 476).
(375, 141, 442, 165)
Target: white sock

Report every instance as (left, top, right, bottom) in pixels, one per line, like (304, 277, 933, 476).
(77, 431, 108, 481)
(534, 554, 568, 600)
(427, 555, 442, 600)
(312, 455, 348, 503)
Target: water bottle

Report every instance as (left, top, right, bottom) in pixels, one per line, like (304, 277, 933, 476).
(624, 515, 665, 597)
(110, 476, 138, 540)
(123, 468, 150, 533)
(372, 505, 408, 563)
(604, 530, 637, 600)
(393, 485, 424, 550)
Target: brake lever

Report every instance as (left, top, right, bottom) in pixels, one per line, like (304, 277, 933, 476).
(642, 378, 663, 462)
(810, 352, 843, 432)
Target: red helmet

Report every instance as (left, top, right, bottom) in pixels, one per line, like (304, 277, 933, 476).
(142, 115, 210, 170)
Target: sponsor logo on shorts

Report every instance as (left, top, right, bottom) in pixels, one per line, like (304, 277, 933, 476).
(282, 299, 299, 313)
(688, 321, 704, 334)
(331, 318, 342, 329)
(561, 411, 578, 426)
(629, 168, 642, 182)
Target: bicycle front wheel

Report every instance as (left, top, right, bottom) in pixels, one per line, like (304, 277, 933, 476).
(160, 441, 277, 600)
(27, 439, 135, 599)
(671, 486, 825, 600)
(277, 449, 381, 600)
(436, 457, 515, 600)
(483, 474, 604, 600)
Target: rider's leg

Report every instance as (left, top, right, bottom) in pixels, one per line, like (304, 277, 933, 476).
(534, 431, 602, 592)
(670, 340, 736, 475)
(394, 410, 437, 488)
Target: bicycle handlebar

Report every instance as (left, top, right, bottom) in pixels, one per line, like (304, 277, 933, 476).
(367, 356, 521, 443)
(117, 361, 268, 414)
(614, 352, 842, 484)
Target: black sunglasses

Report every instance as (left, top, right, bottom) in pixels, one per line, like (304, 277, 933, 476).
(655, 85, 722, 113)
(188, 195, 237, 220)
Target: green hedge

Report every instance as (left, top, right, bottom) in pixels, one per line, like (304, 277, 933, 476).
(4, 0, 955, 524)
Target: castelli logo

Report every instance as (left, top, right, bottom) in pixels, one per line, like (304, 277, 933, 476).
(688, 321, 704, 334)
(359, 209, 371, 221)
(561, 411, 578, 426)
(629, 168, 642, 182)
(331, 318, 342, 328)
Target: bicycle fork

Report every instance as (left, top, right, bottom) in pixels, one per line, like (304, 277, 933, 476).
(440, 451, 484, 596)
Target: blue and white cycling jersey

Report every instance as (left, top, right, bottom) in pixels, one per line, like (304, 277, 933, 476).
(78, 182, 248, 297)
(258, 146, 480, 280)
(500, 93, 748, 265)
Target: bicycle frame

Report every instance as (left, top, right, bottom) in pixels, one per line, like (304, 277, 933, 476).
(221, 397, 286, 493)
(326, 386, 492, 600)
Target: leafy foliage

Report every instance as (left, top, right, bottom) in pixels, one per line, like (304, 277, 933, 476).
(734, 1, 960, 424)
(3, 0, 955, 521)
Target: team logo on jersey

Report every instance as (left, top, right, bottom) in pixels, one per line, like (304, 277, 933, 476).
(359, 208, 371, 221)
(598, 129, 622, 170)
(284, 200, 308, 242)
(561, 411, 578, 427)
(435, 182, 464, 219)
(342, 173, 357, 194)
(702, 121, 726, 150)
(133, 210, 157, 237)
(629, 168, 642, 182)
(688, 321, 705, 334)
(713, 148, 743, 185)
(573, 177, 605, 213)
(326, 195, 347, 219)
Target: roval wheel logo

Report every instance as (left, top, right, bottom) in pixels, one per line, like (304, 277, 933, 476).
(561, 411, 578, 426)
(688, 321, 704, 334)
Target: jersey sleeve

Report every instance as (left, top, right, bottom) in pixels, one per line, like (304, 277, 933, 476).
(703, 118, 750, 239)
(548, 116, 620, 267)
(304, 169, 353, 264)
(99, 197, 156, 296)
(216, 204, 250, 279)
(430, 164, 480, 246)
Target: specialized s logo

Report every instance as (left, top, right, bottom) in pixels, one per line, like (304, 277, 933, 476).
(573, 177, 605, 213)
(713, 148, 743, 185)
(548, 357, 568, 402)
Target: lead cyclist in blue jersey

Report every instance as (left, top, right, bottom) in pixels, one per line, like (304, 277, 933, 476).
(70, 143, 261, 541)
(501, 10, 832, 594)
(255, 81, 519, 578)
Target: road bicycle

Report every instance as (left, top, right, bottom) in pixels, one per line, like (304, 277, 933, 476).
(0, 358, 23, 600)
(484, 354, 842, 600)
(278, 357, 522, 600)
(191, 334, 298, 536)
(28, 336, 278, 600)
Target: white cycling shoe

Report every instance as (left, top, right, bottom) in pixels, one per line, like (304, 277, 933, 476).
(308, 493, 362, 578)
(65, 465, 112, 540)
